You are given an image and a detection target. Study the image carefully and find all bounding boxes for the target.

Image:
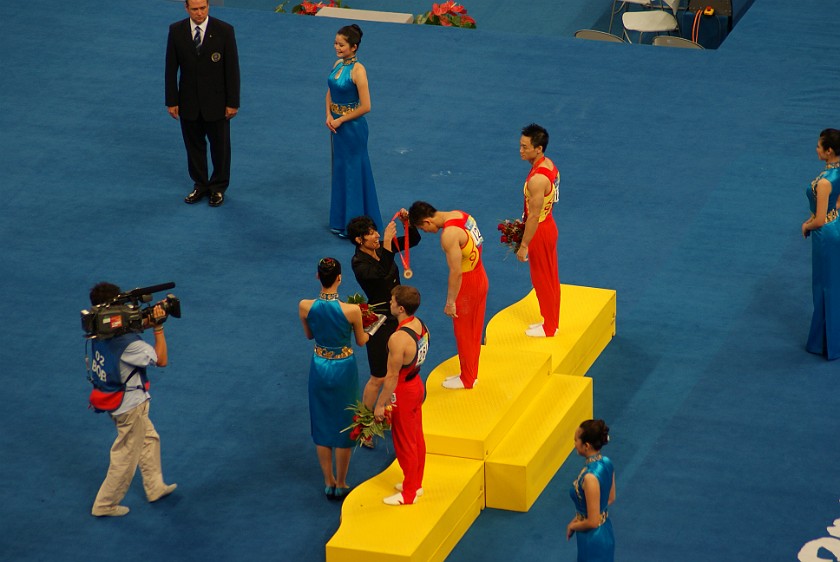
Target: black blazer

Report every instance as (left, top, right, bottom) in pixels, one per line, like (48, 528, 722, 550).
(165, 17, 240, 122)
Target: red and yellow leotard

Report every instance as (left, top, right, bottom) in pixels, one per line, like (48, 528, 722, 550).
(523, 158, 561, 336)
(442, 211, 488, 388)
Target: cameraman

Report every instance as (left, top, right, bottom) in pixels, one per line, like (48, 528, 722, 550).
(89, 282, 177, 517)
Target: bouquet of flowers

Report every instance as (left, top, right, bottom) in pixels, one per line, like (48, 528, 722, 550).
(275, 0, 349, 15)
(342, 400, 394, 446)
(498, 218, 525, 252)
(346, 293, 385, 333)
(415, 1, 476, 28)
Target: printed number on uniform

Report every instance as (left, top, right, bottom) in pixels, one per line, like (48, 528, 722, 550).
(416, 334, 429, 366)
(465, 217, 484, 248)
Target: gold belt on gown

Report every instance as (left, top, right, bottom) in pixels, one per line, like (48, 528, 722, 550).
(314, 345, 353, 359)
(810, 208, 839, 224)
(329, 102, 358, 115)
(574, 511, 609, 526)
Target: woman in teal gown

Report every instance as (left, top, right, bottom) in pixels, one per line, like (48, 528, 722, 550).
(803, 129, 840, 360)
(325, 24, 382, 238)
(299, 258, 369, 499)
(567, 419, 615, 562)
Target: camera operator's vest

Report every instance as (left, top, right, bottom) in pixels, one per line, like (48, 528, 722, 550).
(88, 334, 149, 413)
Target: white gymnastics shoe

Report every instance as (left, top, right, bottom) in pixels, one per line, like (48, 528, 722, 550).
(383, 492, 418, 505)
(394, 483, 424, 496)
(525, 325, 556, 337)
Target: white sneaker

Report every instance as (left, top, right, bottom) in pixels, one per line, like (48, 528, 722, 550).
(444, 374, 461, 382)
(394, 483, 424, 496)
(525, 325, 556, 337)
(529, 322, 543, 329)
(383, 492, 418, 505)
(442, 377, 465, 389)
(442, 377, 477, 390)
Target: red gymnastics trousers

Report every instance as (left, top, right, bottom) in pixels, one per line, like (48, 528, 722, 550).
(529, 214, 560, 335)
(454, 262, 489, 388)
(392, 376, 426, 503)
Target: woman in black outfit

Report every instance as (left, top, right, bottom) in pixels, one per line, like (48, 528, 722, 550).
(347, 211, 420, 446)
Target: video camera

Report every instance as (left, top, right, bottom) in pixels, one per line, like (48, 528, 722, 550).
(81, 282, 181, 340)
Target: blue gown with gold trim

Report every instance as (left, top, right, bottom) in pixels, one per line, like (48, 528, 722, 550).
(806, 166, 840, 359)
(307, 297, 359, 447)
(327, 60, 382, 235)
(569, 456, 615, 562)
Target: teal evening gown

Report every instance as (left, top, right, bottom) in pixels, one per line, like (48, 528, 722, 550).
(327, 59, 382, 236)
(307, 296, 359, 447)
(569, 455, 615, 562)
(806, 165, 840, 360)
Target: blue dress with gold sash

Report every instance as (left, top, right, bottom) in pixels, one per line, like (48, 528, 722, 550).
(569, 456, 615, 562)
(307, 297, 359, 447)
(327, 60, 382, 235)
(806, 166, 840, 359)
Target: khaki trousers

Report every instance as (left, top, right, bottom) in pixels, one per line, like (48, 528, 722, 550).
(92, 401, 167, 512)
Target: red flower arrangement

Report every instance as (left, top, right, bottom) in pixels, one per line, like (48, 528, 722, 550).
(342, 400, 394, 446)
(346, 293, 382, 330)
(416, 1, 476, 28)
(498, 218, 525, 252)
(275, 0, 349, 15)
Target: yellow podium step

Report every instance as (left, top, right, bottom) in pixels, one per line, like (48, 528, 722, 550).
(485, 285, 616, 376)
(327, 284, 616, 558)
(485, 375, 593, 512)
(423, 347, 553, 460)
(326, 454, 484, 562)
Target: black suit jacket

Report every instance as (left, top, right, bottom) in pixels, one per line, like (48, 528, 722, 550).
(165, 17, 240, 122)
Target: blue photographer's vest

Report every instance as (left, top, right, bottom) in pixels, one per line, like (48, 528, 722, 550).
(88, 333, 149, 412)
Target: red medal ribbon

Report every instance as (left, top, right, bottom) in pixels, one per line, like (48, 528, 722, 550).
(390, 211, 412, 278)
(397, 315, 415, 330)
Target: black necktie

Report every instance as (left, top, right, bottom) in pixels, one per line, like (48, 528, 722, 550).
(193, 26, 201, 54)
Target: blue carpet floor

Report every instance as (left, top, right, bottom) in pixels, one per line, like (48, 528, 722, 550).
(1, 0, 839, 561)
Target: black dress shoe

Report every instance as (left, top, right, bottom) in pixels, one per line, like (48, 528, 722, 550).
(209, 192, 225, 207)
(184, 189, 207, 204)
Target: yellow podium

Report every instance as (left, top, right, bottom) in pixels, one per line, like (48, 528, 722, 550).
(485, 285, 616, 376)
(326, 284, 614, 561)
(326, 455, 484, 562)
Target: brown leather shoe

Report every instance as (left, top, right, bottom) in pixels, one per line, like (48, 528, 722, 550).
(209, 192, 224, 207)
(184, 189, 207, 204)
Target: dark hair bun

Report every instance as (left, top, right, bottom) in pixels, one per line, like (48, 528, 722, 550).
(579, 419, 610, 450)
(318, 257, 340, 276)
(337, 24, 363, 47)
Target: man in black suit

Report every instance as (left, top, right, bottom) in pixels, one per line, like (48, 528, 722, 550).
(165, 0, 240, 207)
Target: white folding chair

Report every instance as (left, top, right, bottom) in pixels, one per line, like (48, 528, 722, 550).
(574, 29, 625, 43)
(652, 35, 703, 48)
(622, 0, 681, 43)
(608, 0, 651, 34)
